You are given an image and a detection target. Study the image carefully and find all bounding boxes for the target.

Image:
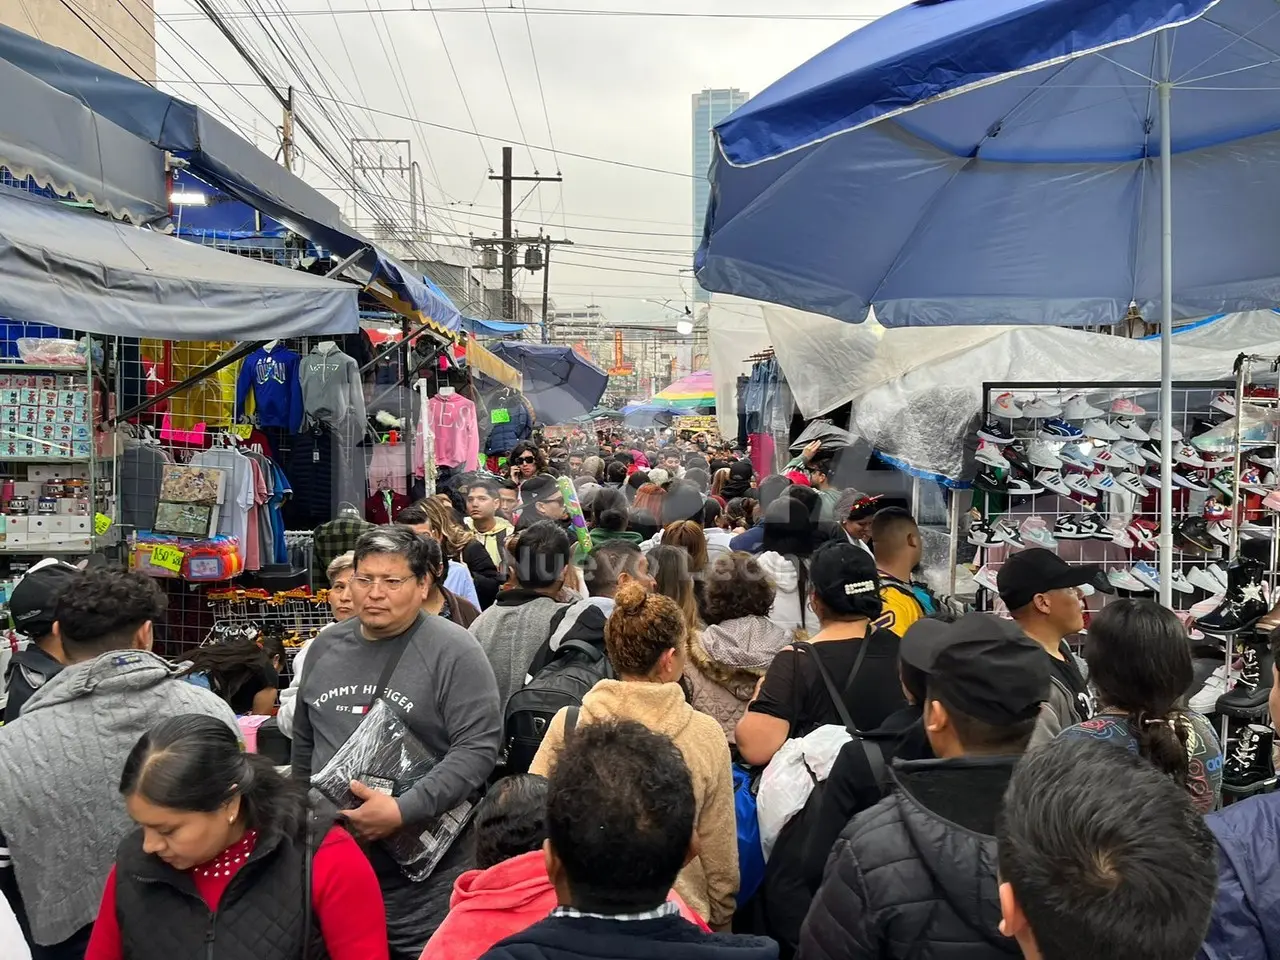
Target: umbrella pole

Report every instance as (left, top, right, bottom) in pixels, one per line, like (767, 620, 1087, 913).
(1158, 33, 1174, 609)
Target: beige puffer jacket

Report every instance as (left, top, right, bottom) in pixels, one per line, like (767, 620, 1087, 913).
(685, 615, 797, 742)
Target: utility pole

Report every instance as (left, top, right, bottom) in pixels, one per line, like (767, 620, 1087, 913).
(280, 85, 295, 171)
(487, 146, 562, 321)
(540, 236, 552, 344)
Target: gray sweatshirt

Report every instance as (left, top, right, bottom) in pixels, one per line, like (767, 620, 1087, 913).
(299, 342, 367, 428)
(291, 612, 501, 825)
(0, 650, 238, 946)
(469, 590, 565, 711)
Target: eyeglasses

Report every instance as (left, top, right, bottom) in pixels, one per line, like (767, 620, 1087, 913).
(350, 575, 417, 591)
(514, 456, 537, 464)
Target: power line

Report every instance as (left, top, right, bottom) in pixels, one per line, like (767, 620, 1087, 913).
(164, 6, 884, 23)
(481, 2, 537, 172)
(420, 0, 491, 170)
(57, 0, 150, 81)
(520, 0, 559, 172)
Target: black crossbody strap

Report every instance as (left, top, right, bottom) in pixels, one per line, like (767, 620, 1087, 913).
(368, 637, 412, 709)
(796, 636, 873, 735)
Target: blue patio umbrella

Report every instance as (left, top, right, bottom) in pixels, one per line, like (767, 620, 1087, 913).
(488, 342, 609, 425)
(696, 0, 1280, 605)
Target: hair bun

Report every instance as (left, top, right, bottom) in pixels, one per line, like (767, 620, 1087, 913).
(614, 581, 649, 614)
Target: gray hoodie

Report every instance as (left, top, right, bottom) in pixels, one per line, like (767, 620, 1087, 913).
(0, 649, 238, 946)
(291, 612, 501, 825)
(300, 342, 367, 428)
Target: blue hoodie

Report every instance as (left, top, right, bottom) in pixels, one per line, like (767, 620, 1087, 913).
(236, 346, 304, 430)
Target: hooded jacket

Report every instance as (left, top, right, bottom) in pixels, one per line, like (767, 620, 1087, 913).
(0, 650, 238, 946)
(421, 850, 710, 960)
(685, 617, 795, 742)
(528, 680, 739, 928)
(2, 643, 62, 723)
(756, 552, 814, 635)
(797, 757, 1022, 960)
(1200, 792, 1280, 960)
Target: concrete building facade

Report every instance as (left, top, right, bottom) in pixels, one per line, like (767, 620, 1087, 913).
(0, 0, 155, 80)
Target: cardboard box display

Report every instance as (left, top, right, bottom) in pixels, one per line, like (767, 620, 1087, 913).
(0, 389, 18, 405)
(35, 375, 56, 391)
(18, 388, 37, 405)
(19, 406, 38, 424)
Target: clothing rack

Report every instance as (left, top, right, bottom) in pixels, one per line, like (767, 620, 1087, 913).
(745, 348, 776, 364)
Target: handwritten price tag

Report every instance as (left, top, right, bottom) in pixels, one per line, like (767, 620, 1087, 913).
(150, 544, 184, 573)
(93, 513, 112, 536)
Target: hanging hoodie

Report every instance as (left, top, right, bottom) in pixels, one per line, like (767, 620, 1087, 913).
(686, 616, 796, 742)
(416, 393, 479, 473)
(300, 342, 367, 429)
(235, 345, 304, 431)
(529, 680, 739, 929)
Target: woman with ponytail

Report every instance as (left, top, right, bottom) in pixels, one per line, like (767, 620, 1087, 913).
(86, 714, 388, 960)
(527, 582, 739, 931)
(1060, 598, 1223, 813)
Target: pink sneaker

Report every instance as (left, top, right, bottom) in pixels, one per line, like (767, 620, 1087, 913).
(1264, 488, 1280, 512)
(1110, 396, 1147, 416)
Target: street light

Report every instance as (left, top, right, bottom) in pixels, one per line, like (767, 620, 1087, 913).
(675, 320, 694, 336)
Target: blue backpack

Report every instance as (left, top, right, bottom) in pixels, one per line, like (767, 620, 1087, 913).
(733, 765, 766, 905)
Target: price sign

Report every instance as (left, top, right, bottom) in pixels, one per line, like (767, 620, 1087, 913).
(490, 408, 511, 424)
(150, 544, 185, 573)
(93, 513, 112, 536)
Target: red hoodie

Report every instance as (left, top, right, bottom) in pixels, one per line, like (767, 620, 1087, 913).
(420, 850, 710, 960)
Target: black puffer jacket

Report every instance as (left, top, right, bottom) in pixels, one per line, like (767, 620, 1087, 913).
(797, 757, 1021, 960)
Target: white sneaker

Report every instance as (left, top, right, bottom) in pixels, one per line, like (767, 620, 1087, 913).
(1187, 566, 1225, 594)
(991, 392, 1023, 419)
(1170, 569, 1194, 594)
(1083, 419, 1121, 441)
(1211, 392, 1237, 416)
(974, 564, 1000, 593)
(1189, 663, 1238, 713)
(1020, 517, 1058, 549)
(1110, 440, 1147, 466)
(1104, 518, 1135, 548)
(1114, 471, 1148, 496)
(1027, 440, 1064, 470)
(1208, 520, 1233, 546)
(1062, 394, 1104, 420)
(1021, 397, 1063, 418)
(1065, 474, 1098, 498)
(1089, 470, 1117, 492)
(1108, 568, 1146, 592)
(976, 440, 1008, 468)
(1036, 470, 1072, 496)
(1176, 443, 1206, 468)
(992, 521, 1026, 548)
(1006, 475, 1044, 496)
(1113, 417, 1151, 441)
(1207, 563, 1230, 592)
(1111, 397, 1147, 416)
(1150, 420, 1184, 442)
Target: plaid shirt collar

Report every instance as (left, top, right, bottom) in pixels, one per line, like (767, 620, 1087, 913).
(550, 902, 679, 923)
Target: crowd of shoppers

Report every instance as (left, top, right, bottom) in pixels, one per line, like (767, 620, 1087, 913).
(0, 429, 1260, 960)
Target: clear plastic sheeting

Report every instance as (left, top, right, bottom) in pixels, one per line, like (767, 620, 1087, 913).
(311, 700, 474, 881)
(762, 308, 1278, 484)
(705, 298, 775, 440)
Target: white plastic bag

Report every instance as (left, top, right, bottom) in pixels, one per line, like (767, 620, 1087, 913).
(311, 699, 474, 880)
(756, 724, 851, 859)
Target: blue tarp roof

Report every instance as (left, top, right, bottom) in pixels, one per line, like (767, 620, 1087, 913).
(0, 24, 459, 334)
(463, 317, 529, 336)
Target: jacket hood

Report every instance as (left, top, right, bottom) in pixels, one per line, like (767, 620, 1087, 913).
(894, 757, 1021, 954)
(696, 617, 793, 679)
(450, 850, 556, 913)
(581, 679, 695, 741)
(591, 529, 644, 546)
(21, 649, 182, 714)
(470, 517, 514, 537)
(756, 551, 800, 594)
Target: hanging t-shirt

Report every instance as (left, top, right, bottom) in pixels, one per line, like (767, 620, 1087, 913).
(189, 448, 256, 555)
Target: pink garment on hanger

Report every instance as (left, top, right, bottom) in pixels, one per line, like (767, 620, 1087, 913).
(749, 433, 775, 479)
(417, 393, 479, 472)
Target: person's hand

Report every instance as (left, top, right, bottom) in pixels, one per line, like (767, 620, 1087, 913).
(802, 440, 823, 463)
(341, 780, 404, 840)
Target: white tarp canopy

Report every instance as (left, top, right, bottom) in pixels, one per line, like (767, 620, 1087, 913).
(706, 296, 776, 440)
(0, 183, 359, 340)
(755, 306, 1279, 484)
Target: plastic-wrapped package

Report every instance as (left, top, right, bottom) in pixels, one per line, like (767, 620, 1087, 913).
(311, 700, 474, 880)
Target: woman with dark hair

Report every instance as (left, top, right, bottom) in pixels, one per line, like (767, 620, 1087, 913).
(588, 486, 642, 546)
(180, 635, 282, 716)
(648, 543, 701, 633)
(508, 441, 546, 486)
(756, 494, 825, 635)
(416, 497, 502, 609)
(417, 535, 481, 628)
(722, 497, 755, 534)
(685, 552, 794, 741)
(736, 540, 905, 767)
(86, 715, 387, 960)
(625, 469, 649, 502)
(1060, 598, 1222, 814)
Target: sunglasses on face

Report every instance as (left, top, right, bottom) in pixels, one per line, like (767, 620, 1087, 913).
(515, 456, 537, 464)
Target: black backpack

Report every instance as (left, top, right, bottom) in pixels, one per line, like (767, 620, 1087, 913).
(503, 637, 614, 774)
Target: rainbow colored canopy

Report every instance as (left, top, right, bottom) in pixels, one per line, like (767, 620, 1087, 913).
(649, 369, 714, 411)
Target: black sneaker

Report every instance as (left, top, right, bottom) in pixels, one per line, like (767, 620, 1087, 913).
(1003, 441, 1033, 477)
(1077, 515, 1107, 539)
(1054, 515, 1089, 539)
(975, 465, 1010, 493)
(1177, 516, 1216, 553)
(977, 421, 1015, 445)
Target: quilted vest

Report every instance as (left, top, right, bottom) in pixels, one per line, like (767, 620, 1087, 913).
(113, 814, 331, 960)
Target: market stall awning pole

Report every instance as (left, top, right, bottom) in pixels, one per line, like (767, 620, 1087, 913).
(109, 246, 368, 424)
(1158, 31, 1174, 609)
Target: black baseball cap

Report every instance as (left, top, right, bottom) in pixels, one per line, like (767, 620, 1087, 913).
(9, 558, 80, 638)
(809, 539, 880, 612)
(520, 474, 563, 505)
(996, 548, 1104, 611)
(900, 613, 1050, 725)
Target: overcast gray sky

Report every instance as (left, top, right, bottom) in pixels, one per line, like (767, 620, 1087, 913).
(155, 0, 907, 323)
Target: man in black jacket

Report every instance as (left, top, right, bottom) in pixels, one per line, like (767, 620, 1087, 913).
(797, 614, 1049, 960)
(2, 558, 77, 723)
(480, 719, 777, 960)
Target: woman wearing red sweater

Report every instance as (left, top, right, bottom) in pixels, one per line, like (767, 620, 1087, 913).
(86, 714, 388, 960)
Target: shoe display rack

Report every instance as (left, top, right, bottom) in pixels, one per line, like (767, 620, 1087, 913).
(969, 379, 1237, 616)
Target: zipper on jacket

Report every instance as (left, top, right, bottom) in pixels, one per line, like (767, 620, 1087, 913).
(205, 912, 216, 960)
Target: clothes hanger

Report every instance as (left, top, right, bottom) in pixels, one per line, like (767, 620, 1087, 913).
(263, 339, 280, 353)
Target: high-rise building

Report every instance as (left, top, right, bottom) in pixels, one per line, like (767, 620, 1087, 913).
(691, 87, 748, 302)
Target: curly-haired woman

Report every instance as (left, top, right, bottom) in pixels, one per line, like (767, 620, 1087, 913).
(684, 552, 795, 742)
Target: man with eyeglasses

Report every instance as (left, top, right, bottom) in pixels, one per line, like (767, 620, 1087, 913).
(515, 475, 570, 532)
(291, 525, 502, 958)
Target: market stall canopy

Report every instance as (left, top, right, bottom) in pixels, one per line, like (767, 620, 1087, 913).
(0, 184, 358, 340)
(761, 305, 1276, 485)
(462, 316, 530, 337)
(696, 0, 1280, 328)
(0, 55, 166, 224)
(488, 341, 608, 425)
(647, 369, 715, 412)
(0, 24, 457, 334)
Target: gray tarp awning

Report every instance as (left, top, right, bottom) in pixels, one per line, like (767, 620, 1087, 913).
(0, 184, 358, 339)
(0, 56, 166, 224)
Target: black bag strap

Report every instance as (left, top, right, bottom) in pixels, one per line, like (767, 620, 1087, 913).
(796, 637, 872, 735)
(367, 637, 412, 708)
(564, 705, 581, 743)
(302, 812, 314, 959)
